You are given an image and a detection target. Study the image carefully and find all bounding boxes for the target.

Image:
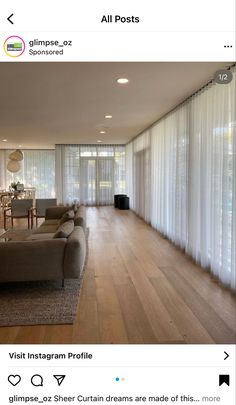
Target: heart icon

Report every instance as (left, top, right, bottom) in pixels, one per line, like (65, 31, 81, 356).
(8, 375, 21, 386)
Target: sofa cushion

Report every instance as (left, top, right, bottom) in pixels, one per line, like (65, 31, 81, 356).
(43, 219, 60, 226)
(33, 224, 58, 234)
(54, 219, 74, 238)
(26, 233, 55, 241)
(45, 206, 70, 220)
(71, 203, 78, 213)
(59, 209, 75, 225)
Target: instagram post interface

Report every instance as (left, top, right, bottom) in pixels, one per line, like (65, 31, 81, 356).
(0, 1, 235, 405)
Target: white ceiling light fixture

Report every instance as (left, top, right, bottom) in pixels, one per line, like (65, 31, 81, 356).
(105, 115, 112, 119)
(99, 130, 106, 134)
(6, 148, 24, 173)
(7, 160, 21, 173)
(97, 140, 102, 143)
(2, 139, 8, 142)
(117, 78, 129, 84)
(9, 149, 24, 161)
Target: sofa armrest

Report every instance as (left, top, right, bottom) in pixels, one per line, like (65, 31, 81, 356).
(74, 206, 87, 231)
(64, 226, 86, 279)
(0, 239, 66, 283)
(45, 206, 69, 220)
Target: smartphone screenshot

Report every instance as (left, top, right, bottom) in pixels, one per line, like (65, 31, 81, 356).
(0, 1, 235, 404)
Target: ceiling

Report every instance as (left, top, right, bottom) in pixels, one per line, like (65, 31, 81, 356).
(0, 62, 230, 149)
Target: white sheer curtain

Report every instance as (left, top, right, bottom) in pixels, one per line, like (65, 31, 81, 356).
(55, 144, 126, 206)
(125, 142, 134, 209)
(186, 77, 236, 288)
(126, 66, 236, 290)
(4, 150, 55, 198)
(232, 85, 236, 290)
(133, 130, 151, 222)
(114, 145, 126, 199)
(80, 146, 97, 205)
(150, 105, 188, 247)
(56, 145, 80, 204)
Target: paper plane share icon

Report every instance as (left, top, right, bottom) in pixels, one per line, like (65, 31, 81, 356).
(53, 375, 66, 386)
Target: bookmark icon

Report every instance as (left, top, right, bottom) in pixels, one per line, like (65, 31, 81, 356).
(219, 375, 230, 387)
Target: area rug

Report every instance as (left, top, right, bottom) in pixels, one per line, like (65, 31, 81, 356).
(0, 229, 89, 327)
(0, 279, 83, 326)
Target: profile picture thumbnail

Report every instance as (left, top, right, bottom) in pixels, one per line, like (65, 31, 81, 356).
(3, 35, 25, 57)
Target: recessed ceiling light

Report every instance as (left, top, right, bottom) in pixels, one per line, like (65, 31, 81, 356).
(105, 115, 112, 119)
(99, 130, 106, 134)
(19, 144, 22, 148)
(97, 140, 102, 143)
(2, 139, 8, 142)
(117, 78, 129, 84)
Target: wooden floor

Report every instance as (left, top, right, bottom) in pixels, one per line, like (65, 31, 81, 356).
(0, 206, 236, 344)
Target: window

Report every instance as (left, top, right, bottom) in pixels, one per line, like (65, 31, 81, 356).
(55, 144, 126, 206)
(126, 67, 236, 290)
(5, 150, 55, 198)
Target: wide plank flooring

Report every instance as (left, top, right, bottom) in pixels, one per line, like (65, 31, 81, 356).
(0, 206, 235, 344)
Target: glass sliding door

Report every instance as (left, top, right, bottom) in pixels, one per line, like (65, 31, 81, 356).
(56, 144, 125, 206)
(80, 156, 114, 205)
(80, 158, 96, 206)
(97, 157, 114, 205)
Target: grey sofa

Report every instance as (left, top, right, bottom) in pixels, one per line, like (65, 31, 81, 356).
(0, 205, 87, 285)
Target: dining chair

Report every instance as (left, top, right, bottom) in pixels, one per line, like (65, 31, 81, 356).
(0, 193, 12, 209)
(31, 198, 57, 227)
(4, 199, 33, 229)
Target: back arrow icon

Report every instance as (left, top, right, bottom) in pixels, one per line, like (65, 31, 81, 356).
(7, 13, 14, 24)
(224, 351, 229, 360)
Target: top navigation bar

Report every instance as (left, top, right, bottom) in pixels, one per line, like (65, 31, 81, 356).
(0, 0, 235, 61)
(1, 0, 235, 32)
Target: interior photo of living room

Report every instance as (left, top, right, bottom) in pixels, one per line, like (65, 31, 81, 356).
(0, 62, 235, 344)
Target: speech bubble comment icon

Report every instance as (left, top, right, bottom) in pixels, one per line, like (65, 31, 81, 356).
(31, 374, 43, 387)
